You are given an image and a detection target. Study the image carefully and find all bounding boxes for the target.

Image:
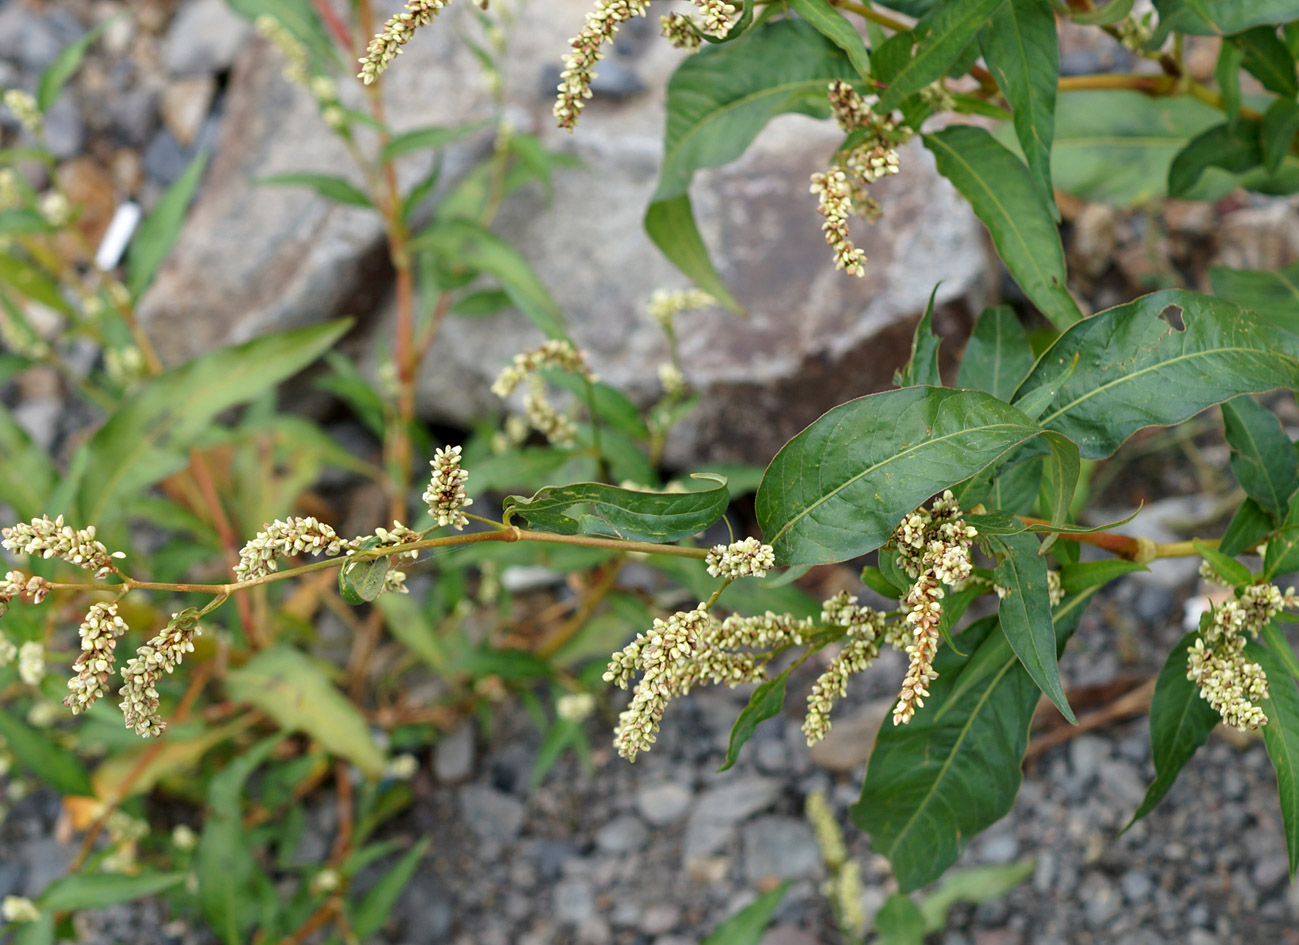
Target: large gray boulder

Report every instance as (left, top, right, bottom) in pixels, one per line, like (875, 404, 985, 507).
(138, 1, 991, 465)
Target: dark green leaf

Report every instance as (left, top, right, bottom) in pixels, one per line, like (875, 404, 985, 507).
(1194, 537, 1254, 587)
(199, 736, 281, 945)
(450, 288, 512, 317)
(128, 151, 210, 299)
(0, 707, 93, 796)
(720, 669, 792, 771)
(1222, 395, 1297, 522)
(1153, 0, 1299, 36)
(879, 549, 914, 597)
(992, 456, 1044, 515)
(876, 0, 1007, 112)
(36, 16, 115, 111)
(350, 838, 432, 939)
(77, 321, 349, 526)
(226, 648, 385, 776)
(957, 305, 1035, 401)
(503, 474, 729, 542)
(1220, 497, 1274, 556)
(757, 386, 1077, 565)
(1266, 500, 1299, 579)
(413, 218, 567, 338)
(979, 0, 1059, 216)
(380, 122, 488, 162)
(1168, 120, 1262, 196)
(700, 883, 788, 945)
(790, 0, 870, 76)
(0, 404, 57, 520)
(1263, 98, 1299, 175)
(41, 873, 185, 911)
(1217, 37, 1245, 127)
(1014, 289, 1299, 459)
(1127, 633, 1221, 827)
(1210, 260, 1299, 332)
(1236, 25, 1299, 96)
(1252, 641, 1299, 877)
(646, 19, 857, 310)
(0, 256, 73, 314)
(257, 172, 372, 208)
(895, 285, 943, 388)
(874, 893, 928, 945)
(988, 532, 1075, 723)
(925, 126, 1081, 330)
(862, 564, 906, 598)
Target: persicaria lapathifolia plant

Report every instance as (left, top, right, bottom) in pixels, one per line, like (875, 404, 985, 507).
(356, 0, 1299, 895)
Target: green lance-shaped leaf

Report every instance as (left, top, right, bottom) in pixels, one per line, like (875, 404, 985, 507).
(0, 404, 57, 521)
(1265, 501, 1299, 579)
(198, 735, 281, 945)
(1126, 631, 1220, 827)
(1210, 260, 1299, 333)
(257, 172, 372, 208)
(1220, 497, 1274, 557)
(978, 0, 1059, 218)
(719, 667, 793, 772)
(1262, 99, 1299, 175)
(924, 126, 1082, 331)
(1013, 289, 1299, 460)
(128, 151, 210, 300)
(0, 706, 94, 797)
(40, 873, 186, 912)
(957, 305, 1035, 402)
(0, 256, 74, 315)
(411, 218, 567, 340)
(76, 320, 349, 527)
(875, 0, 1007, 113)
(1222, 395, 1298, 523)
(1195, 537, 1254, 587)
(36, 15, 117, 112)
(987, 532, 1075, 723)
(225, 647, 385, 777)
(894, 284, 943, 387)
(338, 536, 391, 605)
(755, 386, 1076, 566)
(1151, 0, 1299, 37)
(700, 882, 789, 945)
(1263, 620, 1299, 683)
(350, 837, 433, 939)
(874, 894, 928, 945)
(854, 587, 1096, 891)
(645, 19, 857, 310)
(0, 210, 55, 236)
(1071, 0, 1135, 24)
(1168, 120, 1263, 197)
(1251, 640, 1299, 878)
(789, 0, 871, 77)
(1235, 25, 1299, 97)
(503, 474, 729, 543)
(379, 120, 489, 161)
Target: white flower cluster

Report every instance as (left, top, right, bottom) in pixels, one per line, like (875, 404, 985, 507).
(890, 491, 978, 726)
(234, 516, 353, 581)
(0, 570, 49, 618)
(2, 89, 40, 136)
(523, 376, 578, 446)
(803, 592, 887, 744)
(557, 691, 596, 722)
(119, 611, 202, 738)
(811, 81, 912, 277)
(0, 637, 14, 666)
(705, 537, 776, 580)
(359, 521, 422, 595)
(423, 446, 473, 530)
(660, 12, 701, 50)
(65, 601, 130, 714)
(357, 0, 449, 85)
(2, 515, 125, 579)
(491, 339, 594, 397)
(17, 641, 43, 686)
(256, 15, 311, 85)
(554, 0, 649, 131)
(646, 288, 715, 326)
(1185, 582, 1295, 731)
(1, 895, 39, 923)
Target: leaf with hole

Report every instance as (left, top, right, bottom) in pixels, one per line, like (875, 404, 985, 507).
(1013, 289, 1299, 459)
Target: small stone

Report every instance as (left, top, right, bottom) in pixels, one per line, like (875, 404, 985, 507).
(576, 917, 612, 945)
(1069, 734, 1108, 784)
(742, 816, 821, 883)
(640, 904, 679, 935)
(760, 927, 820, 945)
(1120, 869, 1154, 904)
(1098, 758, 1146, 809)
(458, 785, 525, 847)
(1252, 854, 1290, 890)
(43, 97, 84, 160)
(807, 701, 891, 771)
(595, 815, 648, 854)
(754, 738, 788, 774)
(554, 878, 595, 925)
(980, 831, 1018, 865)
(435, 722, 476, 782)
(1080, 875, 1119, 928)
(1186, 931, 1218, 945)
(163, 0, 252, 76)
(143, 129, 195, 186)
(160, 76, 216, 147)
(693, 776, 781, 823)
(636, 780, 692, 826)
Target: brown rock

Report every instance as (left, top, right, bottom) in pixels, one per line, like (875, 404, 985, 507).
(160, 75, 215, 146)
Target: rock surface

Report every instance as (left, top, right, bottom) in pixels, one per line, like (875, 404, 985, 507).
(135, 0, 990, 465)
